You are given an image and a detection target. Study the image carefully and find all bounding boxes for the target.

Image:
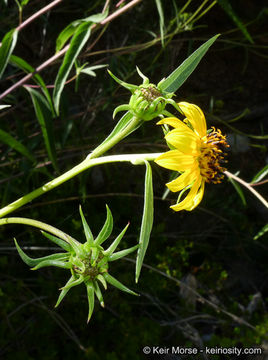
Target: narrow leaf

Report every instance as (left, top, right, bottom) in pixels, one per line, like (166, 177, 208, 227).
(0, 28, 18, 78)
(108, 244, 139, 262)
(103, 273, 138, 296)
(251, 165, 268, 184)
(0, 128, 36, 162)
(86, 281, 95, 322)
(25, 87, 58, 171)
(103, 223, 129, 256)
(94, 205, 113, 245)
(14, 238, 67, 267)
(136, 161, 154, 283)
(159, 34, 220, 93)
(79, 206, 94, 245)
(228, 177, 247, 206)
(41, 231, 73, 252)
(155, 0, 165, 46)
(55, 275, 75, 307)
(254, 224, 268, 241)
(53, 21, 92, 115)
(10, 55, 55, 114)
(218, 0, 254, 44)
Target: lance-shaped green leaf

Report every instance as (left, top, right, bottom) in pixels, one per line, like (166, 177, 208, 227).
(93, 281, 104, 307)
(53, 21, 92, 115)
(135, 161, 154, 283)
(60, 274, 84, 290)
(108, 244, 139, 262)
(103, 223, 129, 256)
(103, 273, 138, 296)
(218, 0, 253, 44)
(14, 238, 68, 267)
(90, 247, 100, 266)
(159, 34, 220, 93)
(0, 128, 36, 163)
(41, 231, 73, 252)
(56, 9, 109, 52)
(79, 206, 94, 245)
(94, 205, 113, 245)
(86, 281, 95, 323)
(228, 176, 247, 206)
(25, 87, 58, 172)
(96, 274, 107, 290)
(0, 28, 18, 78)
(32, 259, 71, 271)
(251, 165, 268, 184)
(55, 275, 76, 308)
(10, 55, 55, 114)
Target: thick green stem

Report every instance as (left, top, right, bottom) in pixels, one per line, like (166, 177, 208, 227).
(0, 153, 162, 218)
(89, 116, 141, 159)
(0, 217, 78, 245)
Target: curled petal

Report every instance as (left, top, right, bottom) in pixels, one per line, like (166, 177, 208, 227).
(170, 176, 202, 212)
(166, 168, 199, 193)
(165, 128, 200, 155)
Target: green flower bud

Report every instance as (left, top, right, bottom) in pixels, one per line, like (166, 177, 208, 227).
(14, 205, 139, 323)
(109, 67, 182, 121)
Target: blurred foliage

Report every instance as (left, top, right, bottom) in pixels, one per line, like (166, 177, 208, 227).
(0, 0, 267, 359)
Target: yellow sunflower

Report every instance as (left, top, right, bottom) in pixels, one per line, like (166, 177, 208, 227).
(155, 102, 229, 211)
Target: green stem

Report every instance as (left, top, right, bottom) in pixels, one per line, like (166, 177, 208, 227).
(0, 217, 78, 245)
(0, 153, 162, 218)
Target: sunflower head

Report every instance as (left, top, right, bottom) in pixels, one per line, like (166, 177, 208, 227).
(155, 102, 229, 211)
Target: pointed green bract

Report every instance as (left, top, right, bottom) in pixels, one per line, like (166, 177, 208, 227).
(96, 274, 107, 290)
(32, 259, 71, 271)
(108, 244, 139, 262)
(94, 205, 113, 245)
(135, 161, 154, 283)
(103, 273, 138, 296)
(107, 70, 137, 92)
(86, 281, 95, 323)
(93, 281, 105, 307)
(14, 238, 67, 267)
(41, 231, 73, 252)
(79, 206, 94, 245)
(55, 275, 75, 308)
(103, 223, 129, 256)
(60, 275, 84, 290)
(159, 34, 220, 93)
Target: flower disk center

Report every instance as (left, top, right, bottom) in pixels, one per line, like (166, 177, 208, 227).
(198, 127, 229, 184)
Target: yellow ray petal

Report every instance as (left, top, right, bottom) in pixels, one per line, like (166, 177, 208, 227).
(178, 102, 207, 138)
(184, 179, 205, 211)
(170, 177, 202, 212)
(166, 168, 199, 192)
(155, 150, 196, 172)
(165, 129, 200, 155)
(157, 117, 182, 129)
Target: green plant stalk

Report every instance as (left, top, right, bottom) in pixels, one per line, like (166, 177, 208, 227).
(0, 153, 162, 218)
(89, 116, 141, 159)
(0, 217, 78, 245)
